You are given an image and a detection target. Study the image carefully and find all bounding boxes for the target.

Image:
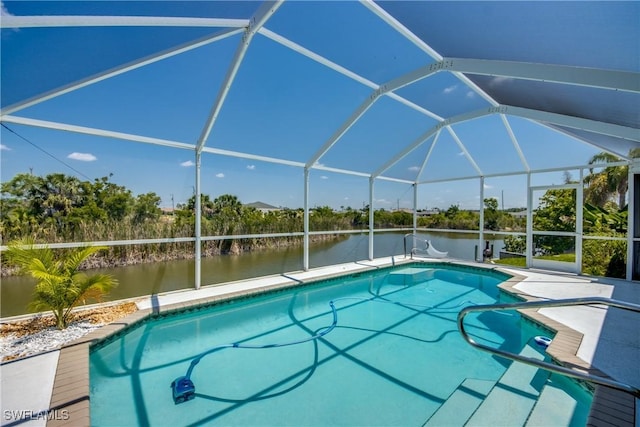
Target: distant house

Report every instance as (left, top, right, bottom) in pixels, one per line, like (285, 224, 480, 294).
(244, 201, 281, 213)
(417, 208, 441, 217)
(509, 210, 528, 219)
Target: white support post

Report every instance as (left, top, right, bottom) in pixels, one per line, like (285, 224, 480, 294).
(303, 167, 310, 271)
(526, 173, 533, 268)
(478, 177, 485, 262)
(576, 169, 584, 274)
(369, 177, 375, 261)
(412, 183, 418, 232)
(627, 163, 636, 280)
(194, 151, 202, 290)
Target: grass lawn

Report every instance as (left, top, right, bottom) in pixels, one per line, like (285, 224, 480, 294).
(493, 253, 576, 268)
(494, 257, 526, 267)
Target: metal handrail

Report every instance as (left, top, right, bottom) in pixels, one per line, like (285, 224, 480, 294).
(457, 297, 640, 397)
(403, 233, 415, 258)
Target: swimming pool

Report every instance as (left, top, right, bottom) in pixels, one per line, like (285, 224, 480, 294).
(89, 263, 592, 426)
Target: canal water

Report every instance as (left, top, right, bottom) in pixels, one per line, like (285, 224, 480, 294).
(1, 231, 504, 317)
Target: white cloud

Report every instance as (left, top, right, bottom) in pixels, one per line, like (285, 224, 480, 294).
(375, 198, 392, 205)
(457, 151, 466, 156)
(408, 166, 420, 172)
(320, 175, 329, 180)
(443, 85, 457, 94)
(67, 152, 96, 162)
(180, 160, 195, 167)
(216, 173, 225, 178)
(0, 144, 10, 151)
(484, 183, 493, 189)
(466, 90, 476, 98)
(246, 165, 255, 170)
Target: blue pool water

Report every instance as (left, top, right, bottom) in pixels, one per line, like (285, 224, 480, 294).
(90, 264, 592, 426)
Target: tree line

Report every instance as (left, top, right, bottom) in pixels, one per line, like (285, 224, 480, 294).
(1, 150, 635, 277)
(0, 172, 524, 244)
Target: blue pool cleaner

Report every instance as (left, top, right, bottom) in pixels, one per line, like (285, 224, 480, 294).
(171, 301, 338, 404)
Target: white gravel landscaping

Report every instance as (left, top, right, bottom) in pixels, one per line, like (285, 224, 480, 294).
(0, 321, 102, 361)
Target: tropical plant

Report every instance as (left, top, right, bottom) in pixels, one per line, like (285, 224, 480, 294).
(503, 235, 526, 253)
(4, 240, 117, 329)
(532, 188, 576, 255)
(585, 149, 640, 209)
(483, 197, 499, 230)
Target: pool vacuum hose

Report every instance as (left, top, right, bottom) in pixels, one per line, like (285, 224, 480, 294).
(171, 301, 338, 404)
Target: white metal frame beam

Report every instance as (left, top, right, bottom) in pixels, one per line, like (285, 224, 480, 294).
(375, 103, 639, 180)
(195, 1, 283, 152)
(0, 115, 195, 150)
(417, 130, 441, 180)
(501, 114, 530, 172)
(505, 105, 640, 142)
(361, 0, 638, 187)
(446, 126, 483, 176)
(447, 58, 640, 93)
(305, 60, 453, 169)
(373, 108, 492, 178)
(359, 0, 442, 61)
(541, 124, 635, 161)
(1, 28, 243, 116)
(417, 160, 631, 185)
(0, 15, 248, 29)
(0, 115, 418, 186)
(259, 28, 378, 90)
(259, 28, 443, 122)
(360, 1, 499, 107)
(306, 93, 380, 168)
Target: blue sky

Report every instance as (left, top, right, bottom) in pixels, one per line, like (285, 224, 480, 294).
(0, 1, 618, 211)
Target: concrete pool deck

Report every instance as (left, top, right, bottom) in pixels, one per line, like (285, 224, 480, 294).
(1, 257, 638, 426)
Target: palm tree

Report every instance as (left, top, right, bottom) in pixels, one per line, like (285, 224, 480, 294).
(585, 149, 640, 209)
(5, 240, 117, 329)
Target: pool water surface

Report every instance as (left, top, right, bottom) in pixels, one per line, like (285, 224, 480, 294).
(90, 264, 592, 426)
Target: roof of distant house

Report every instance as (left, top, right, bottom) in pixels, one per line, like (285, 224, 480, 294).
(244, 201, 280, 211)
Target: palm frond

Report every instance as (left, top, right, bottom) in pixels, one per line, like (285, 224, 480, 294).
(63, 246, 107, 273)
(69, 273, 117, 307)
(5, 239, 56, 274)
(6, 240, 115, 329)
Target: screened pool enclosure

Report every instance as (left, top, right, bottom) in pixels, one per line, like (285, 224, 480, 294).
(1, 1, 639, 283)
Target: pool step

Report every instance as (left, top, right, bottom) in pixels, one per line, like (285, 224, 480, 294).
(465, 345, 550, 426)
(423, 378, 494, 426)
(386, 267, 435, 286)
(525, 375, 588, 426)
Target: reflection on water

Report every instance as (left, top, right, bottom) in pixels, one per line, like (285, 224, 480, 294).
(0, 231, 503, 317)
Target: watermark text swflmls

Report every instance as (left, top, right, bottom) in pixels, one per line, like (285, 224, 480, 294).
(3, 409, 70, 421)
